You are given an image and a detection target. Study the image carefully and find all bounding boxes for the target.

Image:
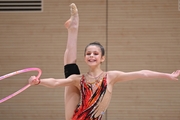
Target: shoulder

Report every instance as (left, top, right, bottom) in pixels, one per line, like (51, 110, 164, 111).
(68, 74, 83, 81)
(67, 74, 83, 87)
(107, 71, 124, 78)
(106, 71, 125, 84)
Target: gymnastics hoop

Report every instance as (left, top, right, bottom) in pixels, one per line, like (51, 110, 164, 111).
(0, 68, 42, 103)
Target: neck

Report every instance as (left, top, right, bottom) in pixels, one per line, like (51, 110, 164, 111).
(87, 67, 103, 77)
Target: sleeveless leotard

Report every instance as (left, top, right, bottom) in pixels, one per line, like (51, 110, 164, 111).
(72, 73, 108, 120)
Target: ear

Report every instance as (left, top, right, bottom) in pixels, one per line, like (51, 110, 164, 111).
(101, 56, 105, 63)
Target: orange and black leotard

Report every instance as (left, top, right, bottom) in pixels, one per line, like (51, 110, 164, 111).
(72, 73, 108, 120)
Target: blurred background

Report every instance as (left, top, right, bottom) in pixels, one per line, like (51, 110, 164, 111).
(0, 0, 180, 120)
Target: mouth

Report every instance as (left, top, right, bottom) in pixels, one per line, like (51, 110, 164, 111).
(88, 59, 96, 62)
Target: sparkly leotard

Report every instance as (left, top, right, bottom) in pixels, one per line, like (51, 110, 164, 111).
(72, 73, 109, 120)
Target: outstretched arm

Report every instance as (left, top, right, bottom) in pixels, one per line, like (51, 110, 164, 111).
(111, 70, 180, 83)
(29, 75, 78, 88)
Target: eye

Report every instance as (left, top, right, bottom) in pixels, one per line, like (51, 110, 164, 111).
(86, 52, 91, 55)
(94, 52, 99, 55)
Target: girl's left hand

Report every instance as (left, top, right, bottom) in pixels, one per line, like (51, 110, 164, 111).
(170, 70, 180, 80)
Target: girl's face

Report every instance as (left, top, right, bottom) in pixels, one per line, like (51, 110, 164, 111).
(84, 45, 105, 67)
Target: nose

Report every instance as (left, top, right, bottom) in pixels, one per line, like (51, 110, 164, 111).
(90, 53, 94, 57)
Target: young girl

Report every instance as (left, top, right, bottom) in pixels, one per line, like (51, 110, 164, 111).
(29, 42, 179, 120)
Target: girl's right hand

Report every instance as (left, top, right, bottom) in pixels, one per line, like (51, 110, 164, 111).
(28, 76, 40, 85)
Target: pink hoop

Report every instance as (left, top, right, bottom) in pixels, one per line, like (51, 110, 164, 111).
(0, 68, 42, 103)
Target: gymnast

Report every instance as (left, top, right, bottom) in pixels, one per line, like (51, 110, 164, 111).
(28, 3, 180, 120)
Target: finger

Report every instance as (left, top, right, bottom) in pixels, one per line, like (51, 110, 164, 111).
(177, 70, 180, 75)
(175, 70, 180, 76)
(172, 71, 175, 74)
(173, 71, 179, 75)
(32, 78, 38, 84)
